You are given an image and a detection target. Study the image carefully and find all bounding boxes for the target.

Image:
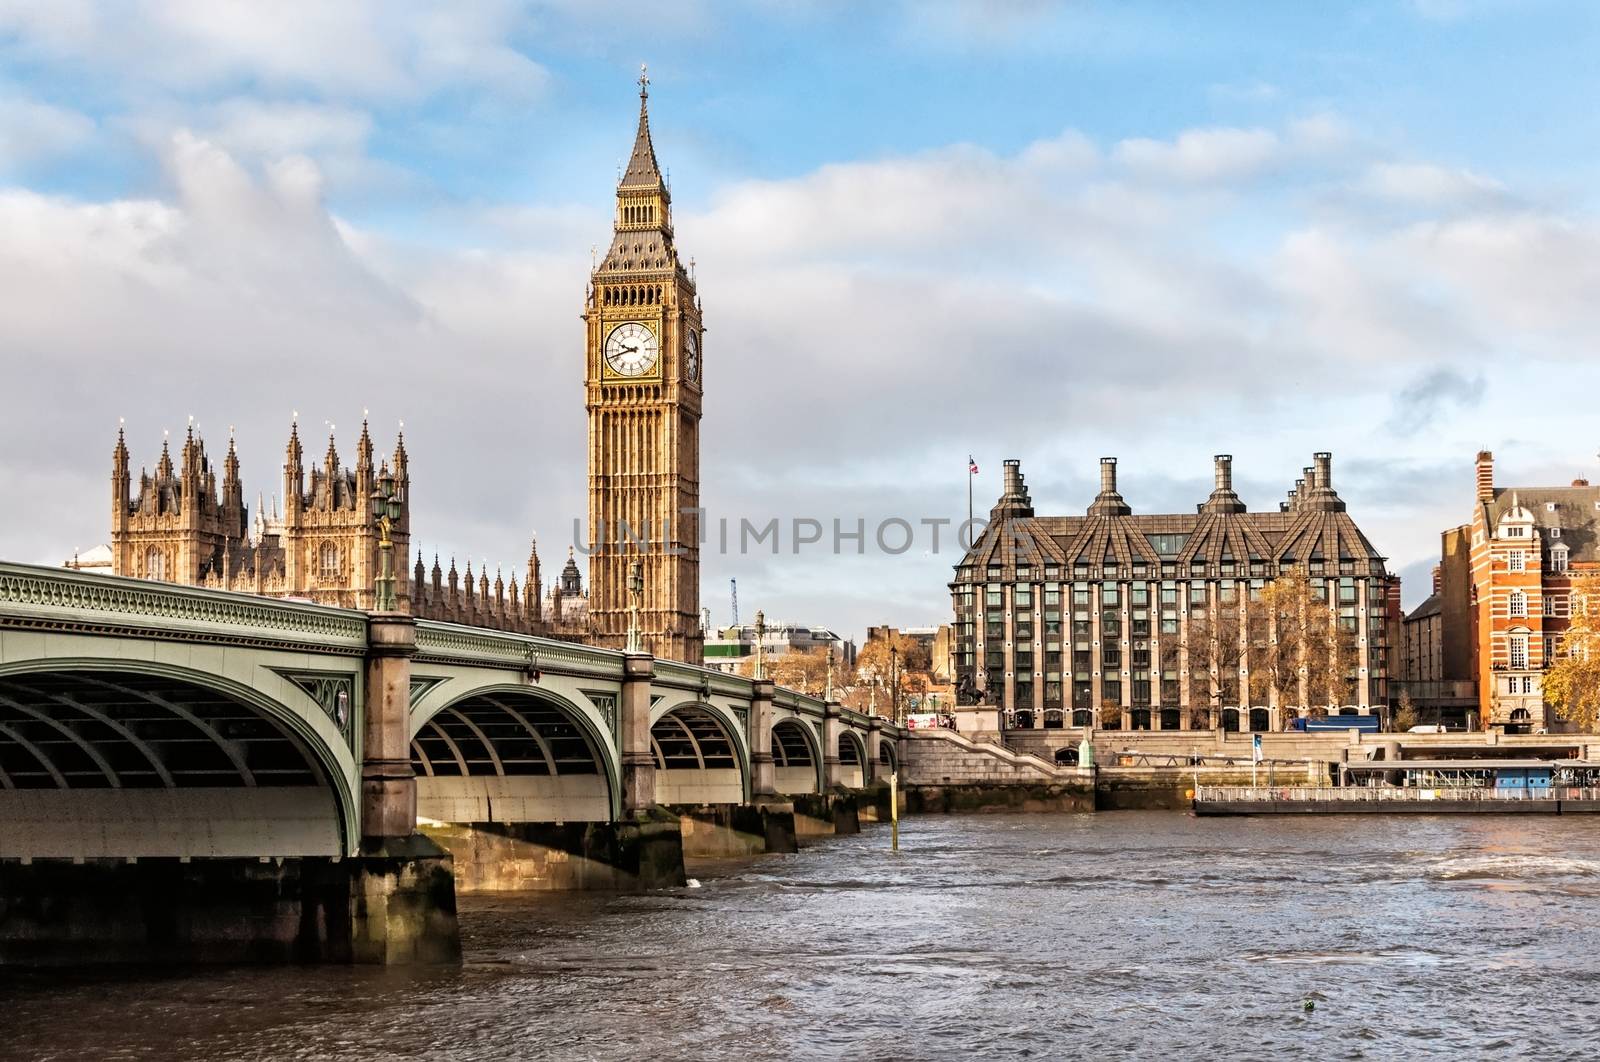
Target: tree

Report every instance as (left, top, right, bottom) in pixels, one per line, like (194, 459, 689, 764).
(856, 631, 930, 677)
(853, 631, 932, 714)
(738, 646, 834, 698)
(1239, 565, 1348, 714)
(1545, 585, 1600, 732)
(1188, 599, 1244, 708)
(1392, 690, 1419, 733)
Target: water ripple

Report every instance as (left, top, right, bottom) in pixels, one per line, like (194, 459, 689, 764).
(5, 813, 1600, 1060)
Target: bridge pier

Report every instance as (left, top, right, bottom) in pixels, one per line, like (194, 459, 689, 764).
(362, 615, 420, 837)
(791, 790, 863, 838)
(750, 678, 776, 798)
(340, 612, 462, 961)
(420, 811, 686, 892)
(621, 653, 657, 812)
(674, 801, 798, 858)
(0, 844, 460, 966)
(822, 701, 845, 788)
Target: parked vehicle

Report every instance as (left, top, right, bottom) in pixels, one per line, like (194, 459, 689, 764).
(1290, 714, 1382, 734)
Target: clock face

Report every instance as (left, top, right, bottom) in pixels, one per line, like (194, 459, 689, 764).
(685, 329, 700, 382)
(604, 322, 659, 377)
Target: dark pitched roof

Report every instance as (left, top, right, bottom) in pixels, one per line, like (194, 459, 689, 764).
(1488, 484, 1600, 564)
(1406, 592, 1443, 622)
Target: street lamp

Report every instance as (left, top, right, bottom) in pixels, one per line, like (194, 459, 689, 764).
(370, 466, 401, 612)
(825, 644, 835, 701)
(753, 609, 766, 681)
(625, 561, 644, 653)
(890, 644, 901, 723)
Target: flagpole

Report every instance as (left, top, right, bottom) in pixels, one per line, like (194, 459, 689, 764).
(968, 462, 973, 531)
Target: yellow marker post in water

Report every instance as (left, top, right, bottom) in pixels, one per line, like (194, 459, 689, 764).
(890, 770, 900, 852)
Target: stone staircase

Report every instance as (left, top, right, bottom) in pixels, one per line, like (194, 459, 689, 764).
(1004, 727, 1597, 765)
(901, 727, 1084, 786)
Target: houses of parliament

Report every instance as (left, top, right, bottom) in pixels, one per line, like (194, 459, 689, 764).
(90, 70, 704, 661)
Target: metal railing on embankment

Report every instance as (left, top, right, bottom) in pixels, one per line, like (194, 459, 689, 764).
(1196, 786, 1600, 804)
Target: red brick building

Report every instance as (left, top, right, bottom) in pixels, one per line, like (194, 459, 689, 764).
(1457, 451, 1599, 732)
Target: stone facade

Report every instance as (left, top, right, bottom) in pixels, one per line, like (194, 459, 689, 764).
(583, 71, 704, 664)
(110, 421, 557, 637)
(951, 453, 1395, 731)
(1456, 451, 1600, 732)
(1397, 548, 1478, 726)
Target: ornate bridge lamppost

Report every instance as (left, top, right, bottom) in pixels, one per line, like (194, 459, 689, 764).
(370, 466, 402, 612)
(753, 610, 767, 681)
(625, 561, 645, 653)
(890, 643, 902, 723)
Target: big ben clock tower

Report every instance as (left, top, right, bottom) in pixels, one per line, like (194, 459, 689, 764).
(585, 67, 704, 663)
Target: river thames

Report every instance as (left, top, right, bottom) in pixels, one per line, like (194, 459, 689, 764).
(4, 812, 1598, 1060)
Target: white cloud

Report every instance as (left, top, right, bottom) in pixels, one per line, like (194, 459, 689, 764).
(2, 115, 1598, 634)
(0, 0, 547, 101)
(1115, 126, 1281, 183)
(1357, 161, 1508, 207)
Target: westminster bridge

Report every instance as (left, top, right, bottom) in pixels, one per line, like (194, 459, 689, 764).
(0, 561, 903, 963)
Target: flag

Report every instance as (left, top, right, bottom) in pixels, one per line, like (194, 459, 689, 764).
(968, 456, 979, 475)
(1252, 733, 1263, 762)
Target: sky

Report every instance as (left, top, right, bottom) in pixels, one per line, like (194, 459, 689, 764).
(2, 0, 1599, 640)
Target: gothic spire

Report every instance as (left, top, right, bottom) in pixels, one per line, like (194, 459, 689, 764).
(356, 415, 373, 471)
(620, 63, 664, 192)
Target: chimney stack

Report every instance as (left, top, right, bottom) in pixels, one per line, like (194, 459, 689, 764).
(992, 458, 1034, 519)
(1314, 452, 1332, 491)
(1432, 564, 1441, 595)
(1003, 459, 1025, 498)
(1088, 457, 1132, 517)
(1475, 450, 1494, 501)
(1202, 454, 1247, 514)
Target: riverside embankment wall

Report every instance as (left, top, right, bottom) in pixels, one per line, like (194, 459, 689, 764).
(901, 730, 1329, 811)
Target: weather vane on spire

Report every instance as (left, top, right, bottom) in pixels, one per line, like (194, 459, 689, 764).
(638, 63, 649, 98)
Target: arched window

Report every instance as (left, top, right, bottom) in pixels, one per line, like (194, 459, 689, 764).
(145, 547, 166, 580)
(1508, 633, 1528, 670)
(1508, 590, 1527, 618)
(320, 542, 340, 579)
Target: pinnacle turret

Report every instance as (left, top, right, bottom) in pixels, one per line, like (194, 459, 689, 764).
(356, 417, 373, 471)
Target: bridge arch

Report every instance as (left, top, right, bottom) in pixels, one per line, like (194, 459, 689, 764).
(0, 658, 357, 857)
(771, 717, 822, 795)
(410, 684, 620, 823)
(650, 701, 749, 805)
(837, 729, 868, 789)
(877, 736, 898, 776)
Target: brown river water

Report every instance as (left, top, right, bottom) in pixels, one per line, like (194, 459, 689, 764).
(3, 811, 1599, 1061)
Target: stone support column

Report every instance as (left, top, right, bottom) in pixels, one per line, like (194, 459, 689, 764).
(750, 678, 776, 798)
(864, 716, 883, 785)
(362, 614, 418, 841)
(822, 701, 844, 789)
(620, 653, 657, 813)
